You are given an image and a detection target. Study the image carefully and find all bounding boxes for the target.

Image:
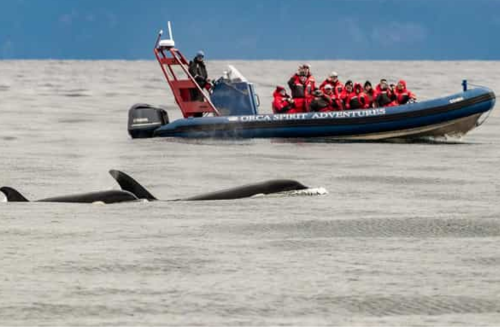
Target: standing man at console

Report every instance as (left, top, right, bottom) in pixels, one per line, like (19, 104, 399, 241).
(288, 64, 316, 112)
(188, 50, 211, 102)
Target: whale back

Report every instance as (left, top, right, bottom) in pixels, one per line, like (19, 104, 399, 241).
(184, 179, 308, 201)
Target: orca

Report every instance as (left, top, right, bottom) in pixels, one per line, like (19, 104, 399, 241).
(108, 170, 309, 201)
(0, 187, 139, 204)
(0, 170, 314, 204)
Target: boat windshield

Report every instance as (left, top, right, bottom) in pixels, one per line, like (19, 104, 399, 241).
(222, 65, 248, 83)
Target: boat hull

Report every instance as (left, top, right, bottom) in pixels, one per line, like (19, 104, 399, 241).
(153, 87, 496, 140)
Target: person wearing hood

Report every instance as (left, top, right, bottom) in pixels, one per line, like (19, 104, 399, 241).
(344, 82, 369, 110)
(319, 71, 344, 95)
(364, 81, 376, 108)
(394, 80, 417, 105)
(272, 86, 296, 114)
(287, 64, 316, 112)
(340, 80, 353, 109)
(309, 89, 332, 112)
(374, 79, 397, 107)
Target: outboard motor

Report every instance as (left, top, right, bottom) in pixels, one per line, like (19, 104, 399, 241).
(211, 65, 260, 116)
(128, 103, 169, 139)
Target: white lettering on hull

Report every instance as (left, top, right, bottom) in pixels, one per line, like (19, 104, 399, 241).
(228, 109, 386, 122)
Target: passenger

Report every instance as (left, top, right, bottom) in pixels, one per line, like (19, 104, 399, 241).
(363, 81, 376, 108)
(394, 80, 417, 105)
(287, 64, 316, 112)
(374, 79, 397, 107)
(302, 63, 313, 77)
(272, 86, 296, 114)
(309, 89, 332, 112)
(302, 64, 317, 111)
(345, 83, 369, 110)
(188, 50, 211, 102)
(320, 71, 344, 96)
(323, 84, 343, 111)
(340, 80, 354, 109)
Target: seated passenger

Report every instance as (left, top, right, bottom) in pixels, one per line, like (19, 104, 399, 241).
(340, 80, 354, 108)
(374, 79, 397, 107)
(323, 84, 343, 111)
(394, 80, 417, 105)
(363, 81, 376, 108)
(345, 83, 369, 110)
(309, 89, 332, 112)
(320, 71, 344, 96)
(272, 86, 296, 114)
(288, 65, 316, 112)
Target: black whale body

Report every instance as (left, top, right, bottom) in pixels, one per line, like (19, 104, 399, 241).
(0, 170, 310, 204)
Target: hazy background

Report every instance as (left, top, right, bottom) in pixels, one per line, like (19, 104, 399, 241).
(2, 0, 500, 60)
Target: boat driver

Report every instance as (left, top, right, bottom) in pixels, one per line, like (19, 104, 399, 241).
(188, 50, 212, 102)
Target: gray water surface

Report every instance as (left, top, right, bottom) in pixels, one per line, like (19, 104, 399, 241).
(1, 60, 500, 326)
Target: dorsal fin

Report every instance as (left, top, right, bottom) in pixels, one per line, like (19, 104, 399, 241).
(0, 187, 30, 202)
(108, 170, 157, 201)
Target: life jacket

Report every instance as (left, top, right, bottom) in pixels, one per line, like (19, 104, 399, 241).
(364, 88, 376, 107)
(375, 84, 397, 107)
(272, 89, 296, 114)
(287, 74, 316, 99)
(394, 80, 416, 105)
(345, 84, 368, 110)
(319, 78, 344, 92)
(324, 91, 343, 111)
(188, 59, 208, 87)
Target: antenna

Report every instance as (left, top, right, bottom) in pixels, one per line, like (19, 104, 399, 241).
(154, 29, 163, 48)
(167, 21, 174, 41)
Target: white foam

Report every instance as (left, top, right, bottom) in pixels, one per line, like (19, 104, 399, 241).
(286, 187, 329, 196)
(252, 187, 328, 199)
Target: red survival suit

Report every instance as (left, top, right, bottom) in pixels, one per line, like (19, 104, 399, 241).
(393, 80, 416, 105)
(272, 87, 297, 114)
(374, 84, 398, 107)
(344, 83, 370, 110)
(364, 86, 376, 108)
(319, 78, 344, 96)
(288, 74, 316, 112)
(323, 89, 344, 111)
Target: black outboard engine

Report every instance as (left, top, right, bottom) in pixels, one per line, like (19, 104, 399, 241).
(128, 103, 169, 139)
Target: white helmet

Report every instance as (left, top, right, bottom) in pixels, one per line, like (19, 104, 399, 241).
(330, 71, 338, 78)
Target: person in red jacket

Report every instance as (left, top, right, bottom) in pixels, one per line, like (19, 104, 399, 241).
(363, 81, 376, 108)
(374, 79, 397, 107)
(393, 80, 417, 105)
(340, 80, 353, 109)
(322, 84, 343, 111)
(345, 83, 369, 110)
(287, 65, 316, 112)
(320, 71, 344, 96)
(272, 86, 296, 114)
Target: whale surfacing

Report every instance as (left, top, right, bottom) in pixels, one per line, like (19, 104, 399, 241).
(1, 170, 320, 204)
